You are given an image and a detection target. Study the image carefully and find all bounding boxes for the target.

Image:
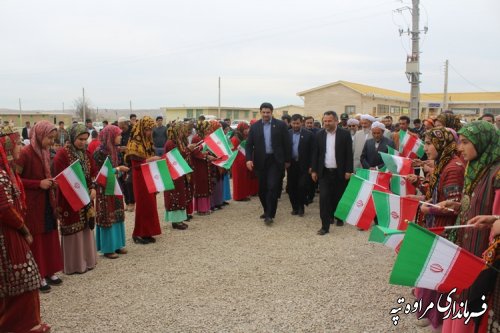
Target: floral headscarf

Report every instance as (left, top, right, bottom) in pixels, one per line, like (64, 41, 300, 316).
(0, 127, 25, 212)
(436, 113, 462, 131)
(424, 127, 458, 200)
(167, 122, 188, 153)
(458, 121, 500, 195)
(196, 121, 211, 139)
(29, 120, 57, 179)
(98, 125, 122, 166)
(235, 122, 250, 141)
(126, 116, 155, 161)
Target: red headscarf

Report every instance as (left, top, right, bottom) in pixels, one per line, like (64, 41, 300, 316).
(30, 120, 57, 179)
(98, 125, 122, 166)
(0, 129, 25, 212)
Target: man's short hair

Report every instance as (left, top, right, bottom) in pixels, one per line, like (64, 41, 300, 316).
(198, 115, 205, 121)
(413, 118, 421, 124)
(384, 115, 393, 121)
(85, 118, 92, 124)
(479, 113, 494, 120)
(399, 116, 410, 124)
(291, 114, 303, 122)
(323, 110, 338, 120)
(304, 116, 314, 122)
(281, 114, 291, 122)
(223, 118, 230, 122)
(129, 114, 137, 119)
(59, 121, 65, 125)
(91, 130, 98, 138)
(260, 102, 274, 111)
(156, 116, 163, 121)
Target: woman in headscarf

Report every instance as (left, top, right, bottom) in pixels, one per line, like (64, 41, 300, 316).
(163, 122, 191, 230)
(435, 113, 462, 132)
(0, 127, 50, 333)
(411, 127, 465, 331)
(17, 120, 63, 293)
(53, 123, 98, 274)
(125, 116, 162, 244)
(231, 122, 252, 201)
(221, 121, 232, 205)
(94, 125, 129, 258)
(190, 121, 217, 215)
(438, 121, 500, 333)
(208, 120, 225, 211)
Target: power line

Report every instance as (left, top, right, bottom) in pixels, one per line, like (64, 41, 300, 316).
(448, 63, 489, 92)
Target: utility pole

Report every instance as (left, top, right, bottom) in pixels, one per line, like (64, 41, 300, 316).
(404, 0, 422, 120)
(442, 60, 449, 112)
(218, 77, 221, 120)
(82, 88, 86, 122)
(18, 98, 22, 127)
(129, 100, 132, 113)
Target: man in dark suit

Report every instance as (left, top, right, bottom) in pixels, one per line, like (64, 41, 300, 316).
(22, 121, 31, 140)
(311, 111, 353, 235)
(360, 121, 395, 169)
(287, 114, 314, 217)
(246, 102, 291, 224)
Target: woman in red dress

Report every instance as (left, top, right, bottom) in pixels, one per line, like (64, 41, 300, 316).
(17, 120, 63, 293)
(125, 116, 162, 244)
(231, 122, 251, 201)
(0, 127, 50, 333)
(53, 124, 98, 275)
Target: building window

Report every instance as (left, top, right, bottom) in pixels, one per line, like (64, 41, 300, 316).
(233, 110, 240, 119)
(244, 111, 249, 118)
(483, 108, 500, 115)
(226, 110, 233, 119)
(186, 109, 193, 118)
(451, 108, 480, 115)
(252, 112, 258, 118)
(401, 107, 409, 115)
(282, 110, 289, 116)
(345, 105, 356, 114)
(196, 110, 203, 117)
(377, 104, 390, 114)
(390, 106, 401, 115)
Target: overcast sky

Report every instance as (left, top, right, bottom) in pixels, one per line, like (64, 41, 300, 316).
(1, 0, 499, 111)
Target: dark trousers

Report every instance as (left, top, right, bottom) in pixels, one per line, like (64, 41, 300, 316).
(319, 169, 346, 232)
(256, 155, 283, 218)
(120, 172, 135, 205)
(287, 161, 308, 212)
(306, 177, 316, 204)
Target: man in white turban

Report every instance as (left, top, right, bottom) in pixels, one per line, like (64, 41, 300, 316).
(360, 121, 395, 169)
(347, 118, 359, 138)
(352, 114, 375, 169)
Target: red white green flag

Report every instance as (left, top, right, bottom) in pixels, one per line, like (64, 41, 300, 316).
(237, 140, 247, 157)
(204, 128, 232, 158)
(369, 226, 405, 252)
(390, 174, 416, 196)
(390, 223, 485, 293)
(399, 130, 424, 159)
(379, 152, 412, 175)
(95, 157, 123, 197)
(54, 160, 90, 211)
(355, 168, 392, 190)
(141, 159, 175, 193)
(212, 151, 238, 170)
(166, 148, 193, 180)
(334, 175, 384, 230)
(372, 190, 419, 230)
(387, 146, 400, 156)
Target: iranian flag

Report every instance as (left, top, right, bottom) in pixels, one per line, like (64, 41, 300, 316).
(212, 151, 238, 170)
(387, 146, 400, 156)
(379, 152, 412, 175)
(95, 157, 123, 197)
(166, 148, 193, 180)
(334, 175, 384, 230)
(390, 174, 416, 196)
(372, 191, 419, 230)
(355, 168, 392, 190)
(141, 159, 175, 193)
(54, 160, 90, 211)
(399, 130, 424, 159)
(237, 140, 247, 157)
(204, 128, 232, 158)
(369, 226, 405, 252)
(390, 223, 485, 293)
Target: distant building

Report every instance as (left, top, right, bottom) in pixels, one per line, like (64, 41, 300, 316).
(0, 109, 74, 129)
(274, 105, 304, 118)
(297, 80, 500, 121)
(161, 106, 260, 121)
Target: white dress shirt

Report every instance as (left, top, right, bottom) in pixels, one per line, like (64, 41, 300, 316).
(324, 130, 337, 168)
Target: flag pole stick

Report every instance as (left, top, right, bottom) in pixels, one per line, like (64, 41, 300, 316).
(419, 201, 455, 212)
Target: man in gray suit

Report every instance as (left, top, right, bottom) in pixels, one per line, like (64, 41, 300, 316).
(360, 121, 395, 169)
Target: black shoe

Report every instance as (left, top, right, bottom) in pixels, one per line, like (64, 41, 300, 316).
(317, 229, 329, 235)
(133, 236, 149, 244)
(291, 210, 298, 215)
(39, 282, 51, 293)
(298, 209, 304, 217)
(264, 217, 273, 225)
(144, 236, 156, 243)
(222, 201, 229, 206)
(260, 214, 266, 219)
(237, 197, 251, 202)
(336, 219, 344, 227)
(47, 276, 63, 286)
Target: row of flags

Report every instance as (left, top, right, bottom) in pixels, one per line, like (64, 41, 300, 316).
(334, 167, 485, 294)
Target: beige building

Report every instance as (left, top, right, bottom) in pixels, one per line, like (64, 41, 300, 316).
(0, 109, 74, 129)
(297, 80, 500, 121)
(161, 106, 260, 121)
(274, 105, 305, 118)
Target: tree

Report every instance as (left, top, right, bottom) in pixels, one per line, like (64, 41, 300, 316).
(74, 97, 97, 121)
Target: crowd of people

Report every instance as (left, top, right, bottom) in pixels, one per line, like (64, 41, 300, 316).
(0, 105, 498, 332)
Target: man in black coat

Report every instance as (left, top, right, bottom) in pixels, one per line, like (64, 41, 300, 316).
(22, 121, 31, 140)
(287, 114, 314, 217)
(360, 121, 395, 169)
(311, 111, 353, 235)
(246, 102, 291, 224)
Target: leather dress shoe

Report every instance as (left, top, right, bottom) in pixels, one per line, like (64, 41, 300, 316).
(291, 210, 298, 215)
(317, 229, 329, 235)
(264, 217, 273, 224)
(260, 214, 266, 219)
(336, 219, 344, 227)
(298, 209, 304, 217)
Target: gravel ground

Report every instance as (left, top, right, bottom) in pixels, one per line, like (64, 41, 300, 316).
(40, 189, 428, 333)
